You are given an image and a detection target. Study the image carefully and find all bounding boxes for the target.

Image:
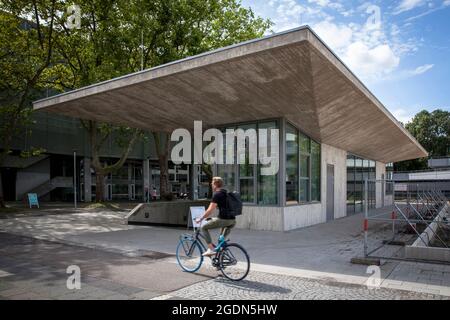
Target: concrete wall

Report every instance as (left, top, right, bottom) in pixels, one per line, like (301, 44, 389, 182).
(15, 158, 50, 200)
(385, 195, 394, 206)
(127, 200, 210, 226)
(283, 203, 323, 230)
(405, 203, 450, 262)
(236, 206, 284, 231)
(239, 143, 348, 232)
(321, 144, 347, 220)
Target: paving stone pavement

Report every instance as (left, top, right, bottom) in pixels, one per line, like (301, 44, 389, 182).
(0, 232, 214, 300)
(1, 230, 448, 300)
(161, 271, 449, 300)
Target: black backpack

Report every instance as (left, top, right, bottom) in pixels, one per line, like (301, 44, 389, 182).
(224, 191, 243, 217)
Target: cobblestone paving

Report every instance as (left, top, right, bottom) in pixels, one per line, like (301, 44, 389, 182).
(166, 271, 449, 300)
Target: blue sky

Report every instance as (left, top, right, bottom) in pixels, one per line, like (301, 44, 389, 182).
(241, 0, 450, 123)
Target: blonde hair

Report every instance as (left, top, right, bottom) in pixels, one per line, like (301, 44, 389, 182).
(212, 177, 224, 188)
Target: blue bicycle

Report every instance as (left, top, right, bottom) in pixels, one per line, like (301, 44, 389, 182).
(176, 228, 250, 281)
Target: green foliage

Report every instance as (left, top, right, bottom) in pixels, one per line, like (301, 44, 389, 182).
(0, 0, 272, 203)
(20, 147, 47, 158)
(395, 109, 450, 171)
(0, 1, 58, 168)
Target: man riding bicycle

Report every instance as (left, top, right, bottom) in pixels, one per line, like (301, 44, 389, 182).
(195, 177, 236, 257)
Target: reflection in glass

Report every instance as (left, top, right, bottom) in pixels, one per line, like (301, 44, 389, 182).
(285, 124, 298, 204)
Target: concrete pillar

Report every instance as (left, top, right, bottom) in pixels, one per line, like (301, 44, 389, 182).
(375, 161, 386, 208)
(83, 157, 92, 202)
(143, 159, 150, 202)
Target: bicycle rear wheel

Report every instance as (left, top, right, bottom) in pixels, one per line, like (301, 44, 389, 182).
(218, 243, 250, 281)
(176, 238, 203, 272)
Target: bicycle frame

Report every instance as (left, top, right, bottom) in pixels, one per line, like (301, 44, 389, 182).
(177, 229, 249, 281)
(182, 230, 228, 261)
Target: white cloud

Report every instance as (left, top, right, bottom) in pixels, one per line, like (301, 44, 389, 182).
(312, 20, 406, 81)
(344, 42, 400, 76)
(308, 0, 329, 7)
(405, 1, 450, 21)
(267, 0, 305, 31)
(410, 63, 434, 75)
(245, 0, 422, 82)
(393, 0, 427, 14)
(263, 0, 333, 32)
(382, 63, 434, 81)
(391, 108, 415, 124)
(313, 21, 353, 50)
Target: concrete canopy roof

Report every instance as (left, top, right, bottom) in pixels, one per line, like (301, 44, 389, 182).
(33, 26, 427, 163)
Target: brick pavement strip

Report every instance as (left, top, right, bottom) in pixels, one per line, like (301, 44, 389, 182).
(162, 271, 449, 300)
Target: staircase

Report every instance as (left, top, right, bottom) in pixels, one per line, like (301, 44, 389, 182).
(25, 176, 73, 199)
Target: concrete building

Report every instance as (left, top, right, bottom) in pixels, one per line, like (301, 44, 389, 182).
(31, 26, 427, 231)
(394, 157, 450, 197)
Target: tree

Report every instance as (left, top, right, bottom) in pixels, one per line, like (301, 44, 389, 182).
(54, 0, 271, 200)
(123, 0, 272, 198)
(395, 109, 450, 171)
(1, 0, 271, 204)
(0, 1, 58, 207)
(46, 1, 143, 202)
(83, 121, 141, 202)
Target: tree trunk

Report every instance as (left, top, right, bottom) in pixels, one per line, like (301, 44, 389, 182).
(95, 172, 105, 202)
(159, 153, 169, 197)
(86, 120, 141, 203)
(153, 132, 170, 199)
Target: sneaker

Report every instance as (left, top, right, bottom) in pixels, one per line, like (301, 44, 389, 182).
(202, 248, 216, 257)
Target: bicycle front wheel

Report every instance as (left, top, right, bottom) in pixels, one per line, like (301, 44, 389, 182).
(176, 239, 203, 273)
(218, 243, 250, 281)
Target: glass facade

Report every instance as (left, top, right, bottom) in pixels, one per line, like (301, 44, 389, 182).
(238, 124, 257, 203)
(214, 119, 321, 207)
(286, 124, 299, 204)
(216, 120, 278, 205)
(285, 123, 321, 205)
(311, 140, 321, 201)
(346, 154, 376, 215)
(258, 122, 278, 205)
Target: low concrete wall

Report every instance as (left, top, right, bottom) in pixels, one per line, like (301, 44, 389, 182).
(126, 200, 209, 226)
(405, 203, 450, 262)
(384, 194, 394, 207)
(16, 158, 50, 200)
(235, 206, 284, 231)
(283, 203, 323, 231)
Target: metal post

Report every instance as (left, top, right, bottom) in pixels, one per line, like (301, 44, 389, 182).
(73, 150, 77, 209)
(364, 178, 368, 257)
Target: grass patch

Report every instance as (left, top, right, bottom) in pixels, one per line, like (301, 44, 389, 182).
(84, 202, 121, 210)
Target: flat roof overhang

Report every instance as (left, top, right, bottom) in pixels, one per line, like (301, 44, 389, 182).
(33, 26, 427, 163)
